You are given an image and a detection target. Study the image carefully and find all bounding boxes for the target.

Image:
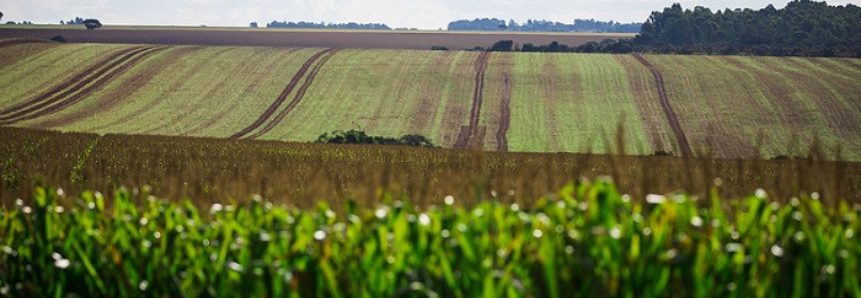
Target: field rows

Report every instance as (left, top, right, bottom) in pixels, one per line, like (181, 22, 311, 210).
(1, 42, 859, 159)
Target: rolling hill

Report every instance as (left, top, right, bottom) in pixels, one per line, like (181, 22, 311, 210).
(1, 40, 859, 160)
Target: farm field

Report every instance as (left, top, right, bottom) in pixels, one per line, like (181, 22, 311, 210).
(0, 41, 860, 160)
(3, 180, 858, 297)
(2, 127, 859, 209)
(0, 26, 632, 50)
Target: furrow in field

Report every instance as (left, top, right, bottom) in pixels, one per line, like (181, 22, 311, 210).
(0, 43, 58, 71)
(182, 48, 305, 136)
(632, 54, 692, 157)
(247, 49, 340, 139)
(614, 55, 674, 154)
(4, 47, 165, 125)
(231, 48, 334, 139)
(85, 47, 237, 134)
(33, 47, 201, 129)
(0, 46, 145, 121)
(497, 72, 511, 152)
(455, 51, 490, 149)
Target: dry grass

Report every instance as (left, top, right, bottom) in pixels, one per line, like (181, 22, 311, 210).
(1, 127, 858, 211)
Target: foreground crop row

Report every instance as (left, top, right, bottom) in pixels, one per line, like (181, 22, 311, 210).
(1, 181, 858, 297)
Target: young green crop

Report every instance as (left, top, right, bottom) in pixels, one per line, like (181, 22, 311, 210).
(1, 180, 858, 297)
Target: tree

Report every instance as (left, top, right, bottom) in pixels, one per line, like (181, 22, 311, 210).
(249, 22, 258, 28)
(83, 19, 102, 30)
(1, 11, 4, 22)
(490, 40, 514, 51)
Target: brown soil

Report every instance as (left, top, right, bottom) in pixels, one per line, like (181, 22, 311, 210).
(0, 46, 151, 124)
(453, 125, 471, 149)
(497, 73, 511, 152)
(4, 47, 165, 125)
(632, 54, 693, 157)
(0, 28, 631, 50)
(455, 51, 491, 150)
(248, 49, 340, 139)
(231, 49, 333, 139)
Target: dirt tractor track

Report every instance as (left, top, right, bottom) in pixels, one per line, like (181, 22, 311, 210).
(455, 51, 491, 150)
(0, 46, 164, 125)
(230, 49, 336, 139)
(496, 73, 512, 152)
(246, 49, 340, 140)
(633, 54, 693, 157)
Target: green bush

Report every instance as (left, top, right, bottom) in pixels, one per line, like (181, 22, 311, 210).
(0, 181, 858, 297)
(316, 129, 435, 147)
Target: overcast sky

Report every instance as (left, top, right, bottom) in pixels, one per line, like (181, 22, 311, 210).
(1, 0, 858, 29)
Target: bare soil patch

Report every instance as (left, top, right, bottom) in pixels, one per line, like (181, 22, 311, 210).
(0, 28, 632, 50)
(497, 73, 511, 152)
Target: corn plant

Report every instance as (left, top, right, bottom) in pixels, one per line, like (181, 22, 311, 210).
(0, 180, 858, 297)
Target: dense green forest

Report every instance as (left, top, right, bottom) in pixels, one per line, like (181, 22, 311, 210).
(447, 18, 641, 33)
(481, 1, 860, 57)
(634, 0, 861, 56)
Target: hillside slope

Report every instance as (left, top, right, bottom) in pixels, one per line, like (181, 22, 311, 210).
(1, 41, 858, 159)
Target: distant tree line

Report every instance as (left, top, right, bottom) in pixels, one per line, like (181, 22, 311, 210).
(477, 1, 860, 57)
(479, 39, 635, 54)
(447, 18, 641, 33)
(60, 17, 85, 25)
(316, 130, 435, 148)
(60, 17, 102, 29)
(631, 1, 860, 57)
(265, 21, 391, 30)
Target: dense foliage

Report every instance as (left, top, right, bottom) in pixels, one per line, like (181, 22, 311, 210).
(315, 130, 435, 147)
(635, 1, 860, 56)
(0, 181, 858, 297)
(265, 21, 391, 30)
(477, 1, 861, 57)
(448, 18, 641, 33)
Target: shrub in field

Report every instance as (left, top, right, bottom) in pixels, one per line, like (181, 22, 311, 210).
(316, 130, 435, 147)
(49, 35, 67, 43)
(0, 180, 858, 297)
(83, 19, 101, 30)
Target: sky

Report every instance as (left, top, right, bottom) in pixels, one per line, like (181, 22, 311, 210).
(1, 0, 859, 29)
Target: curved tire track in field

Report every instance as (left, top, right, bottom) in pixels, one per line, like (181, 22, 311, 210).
(455, 51, 491, 149)
(246, 49, 340, 140)
(0, 46, 145, 119)
(231, 49, 334, 139)
(496, 72, 511, 151)
(633, 54, 692, 157)
(35, 47, 201, 129)
(0, 47, 163, 125)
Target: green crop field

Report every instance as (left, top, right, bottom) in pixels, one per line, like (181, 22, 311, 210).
(1, 41, 859, 160)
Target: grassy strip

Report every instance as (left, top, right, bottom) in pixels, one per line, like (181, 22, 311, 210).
(1, 181, 858, 297)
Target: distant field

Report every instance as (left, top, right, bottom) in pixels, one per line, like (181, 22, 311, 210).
(0, 26, 632, 50)
(0, 41, 859, 160)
